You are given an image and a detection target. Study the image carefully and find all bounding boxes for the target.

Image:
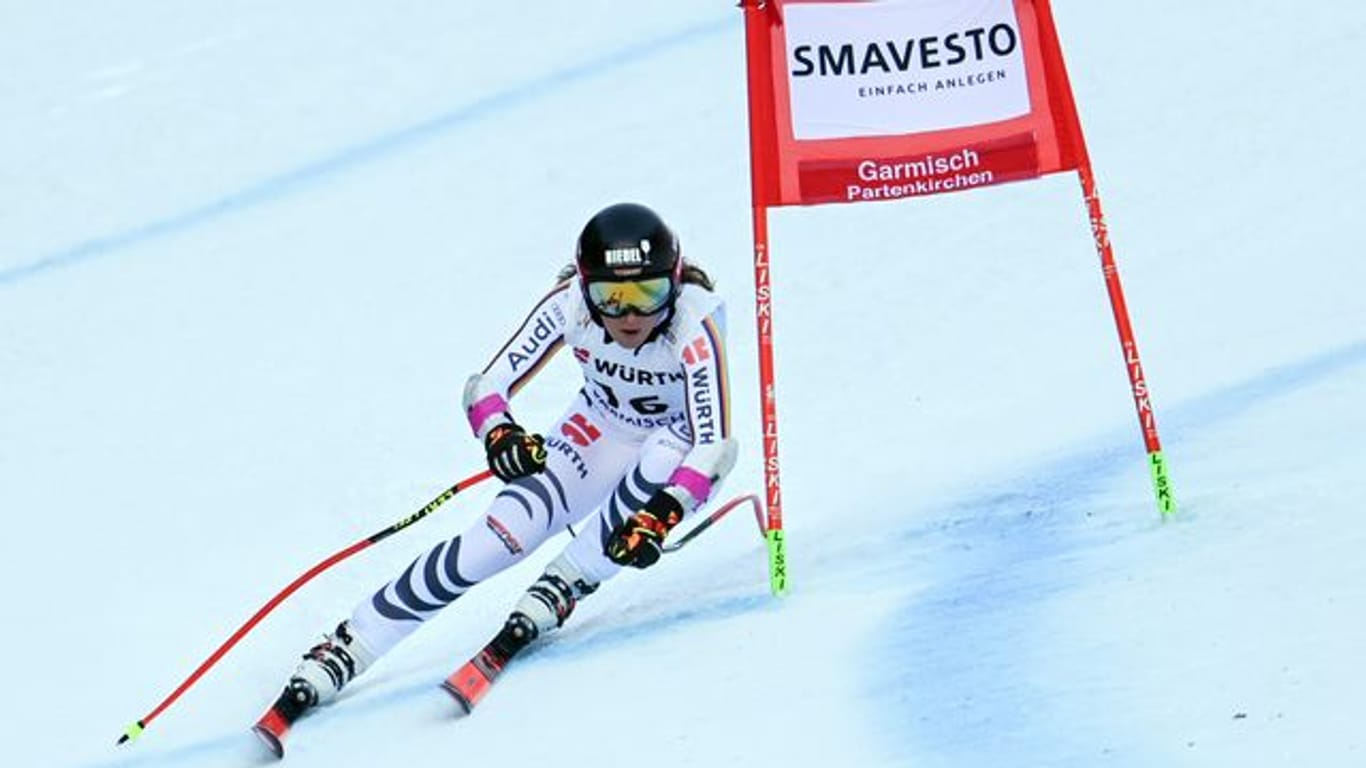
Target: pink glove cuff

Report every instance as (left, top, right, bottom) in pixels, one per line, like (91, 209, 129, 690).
(467, 393, 509, 437)
(668, 466, 713, 506)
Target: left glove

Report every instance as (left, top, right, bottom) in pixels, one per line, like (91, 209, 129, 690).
(605, 489, 684, 569)
(484, 422, 547, 482)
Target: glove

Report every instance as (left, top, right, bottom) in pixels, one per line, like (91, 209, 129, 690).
(605, 489, 684, 569)
(484, 422, 547, 482)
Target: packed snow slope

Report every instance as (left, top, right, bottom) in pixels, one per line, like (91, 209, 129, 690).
(2, 2, 1363, 766)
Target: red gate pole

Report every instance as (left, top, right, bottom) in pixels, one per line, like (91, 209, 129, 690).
(1036, 0, 1176, 518)
(752, 204, 788, 595)
(744, 0, 788, 594)
(1076, 162, 1177, 518)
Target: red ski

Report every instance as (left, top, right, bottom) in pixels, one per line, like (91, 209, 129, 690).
(252, 709, 290, 759)
(441, 647, 507, 714)
(251, 681, 314, 759)
(442, 613, 539, 714)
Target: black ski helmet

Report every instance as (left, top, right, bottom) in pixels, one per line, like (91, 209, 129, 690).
(575, 203, 682, 317)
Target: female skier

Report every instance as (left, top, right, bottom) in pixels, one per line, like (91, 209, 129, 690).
(254, 202, 737, 752)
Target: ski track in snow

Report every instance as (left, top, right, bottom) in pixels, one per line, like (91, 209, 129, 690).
(80, 339, 1366, 767)
(83, 581, 776, 767)
(0, 15, 733, 287)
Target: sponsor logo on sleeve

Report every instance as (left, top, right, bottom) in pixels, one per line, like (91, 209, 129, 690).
(681, 334, 718, 444)
(506, 310, 559, 371)
(688, 365, 718, 446)
(682, 337, 709, 367)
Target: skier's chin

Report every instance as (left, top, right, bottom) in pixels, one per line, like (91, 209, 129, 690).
(610, 327, 647, 348)
(603, 315, 660, 348)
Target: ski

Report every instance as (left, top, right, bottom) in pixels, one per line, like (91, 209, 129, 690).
(441, 613, 536, 714)
(441, 646, 507, 714)
(251, 681, 313, 759)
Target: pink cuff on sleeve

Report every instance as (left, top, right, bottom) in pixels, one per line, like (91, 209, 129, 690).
(467, 394, 509, 436)
(668, 466, 713, 505)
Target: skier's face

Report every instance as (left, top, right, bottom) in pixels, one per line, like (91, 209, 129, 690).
(602, 311, 664, 349)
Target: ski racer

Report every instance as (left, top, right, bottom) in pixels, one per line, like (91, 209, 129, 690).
(253, 202, 738, 753)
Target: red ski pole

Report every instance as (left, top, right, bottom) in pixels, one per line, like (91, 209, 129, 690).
(662, 493, 766, 554)
(116, 468, 494, 745)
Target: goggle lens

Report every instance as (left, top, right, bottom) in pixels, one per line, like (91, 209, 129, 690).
(586, 276, 674, 317)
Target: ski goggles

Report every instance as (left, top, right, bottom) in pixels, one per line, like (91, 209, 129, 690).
(585, 276, 675, 318)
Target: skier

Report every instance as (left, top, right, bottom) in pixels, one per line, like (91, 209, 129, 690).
(254, 202, 738, 754)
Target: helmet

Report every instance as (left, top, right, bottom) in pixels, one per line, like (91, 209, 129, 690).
(576, 203, 682, 319)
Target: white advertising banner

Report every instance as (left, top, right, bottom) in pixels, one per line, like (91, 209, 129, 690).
(784, 0, 1032, 140)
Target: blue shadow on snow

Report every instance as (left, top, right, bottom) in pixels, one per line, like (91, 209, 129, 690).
(870, 338, 1366, 765)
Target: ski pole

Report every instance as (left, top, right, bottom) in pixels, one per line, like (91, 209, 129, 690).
(663, 493, 765, 554)
(117, 468, 494, 746)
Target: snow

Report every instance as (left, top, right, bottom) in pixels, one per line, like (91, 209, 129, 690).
(2, 2, 1363, 766)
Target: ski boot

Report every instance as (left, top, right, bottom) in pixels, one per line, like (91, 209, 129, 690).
(252, 621, 376, 758)
(443, 557, 598, 712)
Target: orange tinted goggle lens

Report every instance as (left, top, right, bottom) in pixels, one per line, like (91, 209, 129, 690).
(586, 277, 673, 317)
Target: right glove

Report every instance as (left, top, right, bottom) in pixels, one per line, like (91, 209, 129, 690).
(484, 422, 547, 482)
(604, 489, 684, 569)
